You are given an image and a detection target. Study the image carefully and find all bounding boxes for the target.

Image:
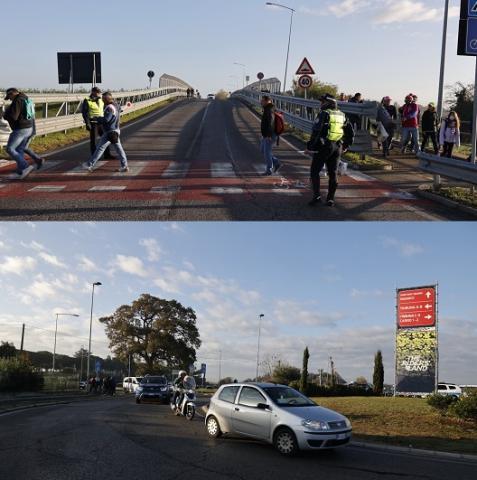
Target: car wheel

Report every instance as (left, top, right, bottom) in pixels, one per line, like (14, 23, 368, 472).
(206, 416, 222, 438)
(274, 427, 298, 456)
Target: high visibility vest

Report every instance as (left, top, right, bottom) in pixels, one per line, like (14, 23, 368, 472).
(85, 98, 104, 118)
(327, 110, 346, 142)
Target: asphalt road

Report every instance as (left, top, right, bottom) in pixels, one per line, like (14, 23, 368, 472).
(1, 396, 476, 480)
(0, 98, 473, 220)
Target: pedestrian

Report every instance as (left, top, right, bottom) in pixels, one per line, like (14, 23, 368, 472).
(260, 95, 281, 175)
(439, 110, 461, 158)
(2, 88, 42, 179)
(83, 92, 129, 173)
(421, 103, 439, 154)
(400, 94, 420, 154)
(111, 377, 116, 395)
(89, 376, 96, 393)
(23, 115, 46, 168)
(81, 87, 113, 160)
(305, 93, 354, 207)
(347, 92, 363, 130)
(186, 88, 191, 99)
(376, 96, 397, 158)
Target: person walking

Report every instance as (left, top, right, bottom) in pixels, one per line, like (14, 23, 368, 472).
(83, 92, 129, 173)
(421, 103, 439, 154)
(376, 96, 397, 157)
(439, 111, 461, 158)
(305, 94, 354, 207)
(400, 94, 420, 154)
(81, 87, 113, 160)
(2, 88, 43, 179)
(347, 92, 363, 130)
(260, 95, 281, 175)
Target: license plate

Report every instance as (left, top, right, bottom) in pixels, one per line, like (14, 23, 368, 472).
(337, 433, 346, 440)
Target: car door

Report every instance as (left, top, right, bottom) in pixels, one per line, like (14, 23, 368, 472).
(232, 386, 271, 440)
(212, 386, 241, 432)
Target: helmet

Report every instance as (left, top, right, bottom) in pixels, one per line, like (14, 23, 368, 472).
(179, 370, 187, 377)
(319, 93, 337, 109)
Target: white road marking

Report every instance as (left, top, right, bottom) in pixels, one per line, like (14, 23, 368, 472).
(89, 186, 126, 192)
(161, 162, 190, 179)
(64, 161, 108, 175)
(185, 102, 211, 160)
(28, 185, 66, 192)
(150, 186, 181, 193)
(272, 188, 302, 196)
(346, 170, 378, 182)
(112, 161, 148, 177)
(211, 162, 236, 178)
(383, 191, 417, 201)
(210, 187, 244, 194)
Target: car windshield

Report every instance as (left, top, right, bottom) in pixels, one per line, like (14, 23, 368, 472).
(263, 386, 316, 407)
(141, 376, 166, 385)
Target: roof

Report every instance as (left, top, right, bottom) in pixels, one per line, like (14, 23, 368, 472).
(221, 382, 287, 388)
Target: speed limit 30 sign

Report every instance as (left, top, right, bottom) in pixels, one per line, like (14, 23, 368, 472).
(298, 75, 312, 89)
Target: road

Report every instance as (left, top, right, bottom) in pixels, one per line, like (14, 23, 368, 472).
(0, 396, 475, 480)
(0, 98, 473, 221)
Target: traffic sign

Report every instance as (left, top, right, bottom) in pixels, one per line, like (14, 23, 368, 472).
(298, 75, 313, 89)
(397, 287, 436, 328)
(296, 57, 315, 75)
(469, 0, 477, 16)
(257, 72, 265, 80)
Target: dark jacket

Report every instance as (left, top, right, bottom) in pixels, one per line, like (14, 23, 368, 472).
(98, 102, 121, 133)
(261, 102, 275, 137)
(307, 107, 354, 151)
(3, 93, 33, 130)
(421, 110, 438, 132)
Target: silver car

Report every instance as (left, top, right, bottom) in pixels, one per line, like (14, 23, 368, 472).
(205, 383, 352, 456)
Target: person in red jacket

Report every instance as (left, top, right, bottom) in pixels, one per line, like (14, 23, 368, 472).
(400, 94, 420, 154)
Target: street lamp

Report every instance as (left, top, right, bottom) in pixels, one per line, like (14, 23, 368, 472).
(256, 314, 265, 381)
(52, 312, 79, 371)
(86, 281, 102, 381)
(266, 2, 295, 94)
(233, 62, 246, 89)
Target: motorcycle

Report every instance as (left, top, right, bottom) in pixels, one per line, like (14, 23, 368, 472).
(170, 375, 196, 421)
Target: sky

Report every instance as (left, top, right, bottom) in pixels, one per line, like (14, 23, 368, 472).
(0, 0, 475, 104)
(0, 222, 476, 385)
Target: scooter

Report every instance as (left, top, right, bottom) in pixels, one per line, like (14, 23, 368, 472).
(170, 375, 196, 421)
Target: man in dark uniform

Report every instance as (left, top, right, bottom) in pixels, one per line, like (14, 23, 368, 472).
(306, 94, 354, 207)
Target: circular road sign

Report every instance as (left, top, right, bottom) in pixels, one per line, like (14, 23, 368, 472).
(298, 75, 313, 89)
(147, 70, 155, 79)
(257, 72, 265, 80)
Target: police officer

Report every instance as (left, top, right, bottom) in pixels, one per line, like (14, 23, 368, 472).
(306, 93, 354, 207)
(81, 87, 113, 159)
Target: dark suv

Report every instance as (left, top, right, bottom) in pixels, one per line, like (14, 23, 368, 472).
(135, 375, 170, 404)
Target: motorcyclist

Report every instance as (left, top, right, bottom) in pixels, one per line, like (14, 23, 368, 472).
(172, 370, 187, 411)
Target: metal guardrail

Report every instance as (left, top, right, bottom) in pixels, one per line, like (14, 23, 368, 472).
(234, 90, 376, 153)
(418, 152, 477, 185)
(0, 84, 188, 147)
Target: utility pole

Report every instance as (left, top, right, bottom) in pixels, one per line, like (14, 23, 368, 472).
(256, 314, 265, 381)
(80, 345, 84, 382)
(20, 324, 25, 353)
(218, 350, 222, 384)
(87, 282, 102, 381)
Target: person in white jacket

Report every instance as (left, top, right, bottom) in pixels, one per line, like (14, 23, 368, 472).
(439, 111, 461, 158)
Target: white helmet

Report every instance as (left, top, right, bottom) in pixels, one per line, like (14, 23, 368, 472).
(179, 370, 187, 376)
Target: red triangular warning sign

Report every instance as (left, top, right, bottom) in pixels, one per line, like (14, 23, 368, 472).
(296, 57, 315, 75)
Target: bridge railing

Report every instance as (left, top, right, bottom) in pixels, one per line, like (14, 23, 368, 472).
(0, 85, 188, 147)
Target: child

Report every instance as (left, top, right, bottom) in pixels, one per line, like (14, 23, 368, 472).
(439, 111, 461, 158)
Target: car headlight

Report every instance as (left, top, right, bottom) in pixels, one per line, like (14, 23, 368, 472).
(301, 420, 330, 431)
(161, 387, 168, 392)
(345, 418, 352, 428)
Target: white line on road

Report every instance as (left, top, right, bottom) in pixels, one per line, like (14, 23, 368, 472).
(185, 102, 211, 160)
(210, 187, 244, 194)
(161, 162, 191, 179)
(88, 186, 127, 192)
(112, 161, 148, 177)
(272, 188, 302, 196)
(211, 162, 236, 178)
(150, 185, 181, 193)
(64, 161, 108, 175)
(346, 170, 378, 182)
(28, 185, 66, 192)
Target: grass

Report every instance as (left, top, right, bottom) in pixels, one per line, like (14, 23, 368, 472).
(343, 151, 390, 170)
(427, 186, 477, 209)
(312, 396, 477, 455)
(0, 99, 175, 158)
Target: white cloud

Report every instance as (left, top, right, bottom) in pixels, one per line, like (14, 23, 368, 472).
(78, 256, 98, 272)
(28, 280, 57, 300)
(183, 260, 195, 271)
(328, 0, 371, 18)
(162, 222, 185, 233)
(38, 252, 67, 269)
(113, 255, 148, 277)
(273, 300, 344, 327)
(373, 0, 442, 24)
(139, 238, 163, 262)
(0, 256, 37, 275)
(351, 288, 385, 298)
(381, 236, 424, 257)
(20, 240, 46, 252)
(154, 277, 181, 294)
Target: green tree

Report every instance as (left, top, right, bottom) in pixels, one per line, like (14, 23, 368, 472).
(373, 350, 384, 395)
(300, 347, 310, 393)
(446, 82, 473, 124)
(99, 294, 201, 372)
(218, 377, 234, 386)
(0, 341, 16, 358)
(272, 363, 300, 385)
(293, 78, 339, 100)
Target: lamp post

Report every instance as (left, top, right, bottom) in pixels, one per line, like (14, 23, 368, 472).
(233, 62, 246, 89)
(52, 313, 79, 371)
(256, 314, 265, 381)
(266, 2, 295, 94)
(86, 282, 102, 381)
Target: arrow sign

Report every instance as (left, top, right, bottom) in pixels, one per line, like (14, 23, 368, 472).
(296, 57, 315, 75)
(425, 291, 431, 298)
(397, 286, 436, 328)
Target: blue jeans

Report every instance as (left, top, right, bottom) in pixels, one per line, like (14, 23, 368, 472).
(260, 136, 279, 173)
(401, 127, 420, 153)
(88, 131, 128, 168)
(6, 127, 33, 173)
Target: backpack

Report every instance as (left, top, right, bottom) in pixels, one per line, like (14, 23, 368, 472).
(23, 98, 36, 120)
(274, 111, 285, 136)
(343, 121, 355, 147)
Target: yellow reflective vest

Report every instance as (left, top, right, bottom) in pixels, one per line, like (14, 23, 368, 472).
(327, 110, 346, 142)
(85, 98, 104, 118)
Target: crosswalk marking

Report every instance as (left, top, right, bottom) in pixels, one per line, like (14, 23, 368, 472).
(210, 187, 244, 194)
(346, 170, 377, 182)
(150, 186, 181, 193)
(112, 161, 148, 177)
(211, 162, 236, 178)
(89, 186, 126, 192)
(161, 162, 190, 179)
(64, 161, 108, 175)
(28, 185, 66, 192)
(272, 189, 302, 196)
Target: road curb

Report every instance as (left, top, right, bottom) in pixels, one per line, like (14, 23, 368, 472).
(351, 440, 477, 463)
(415, 188, 477, 218)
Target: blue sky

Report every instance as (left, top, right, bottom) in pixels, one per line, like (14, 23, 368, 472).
(0, 222, 476, 384)
(0, 0, 474, 104)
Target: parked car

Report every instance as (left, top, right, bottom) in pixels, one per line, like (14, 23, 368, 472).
(205, 383, 352, 456)
(123, 376, 143, 394)
(79, 380, 87, 390)
(437, 383, 463, 399)
(135, 375, 170, 404)
(207, 94, 215, 100)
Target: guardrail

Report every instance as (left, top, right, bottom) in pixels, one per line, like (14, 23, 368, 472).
(418, 152, 477, 185)
(0, 85, 188, 147)
(233, 89, 377, 154)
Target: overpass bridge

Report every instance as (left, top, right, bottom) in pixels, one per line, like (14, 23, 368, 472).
(0, 83, 475, 221)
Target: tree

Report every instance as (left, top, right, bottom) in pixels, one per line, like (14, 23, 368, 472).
(293, 78, 339, 101)
(272, 363, 300, 385)
(299, 347, 310, 393)
(0, 341, 16, 358)
(355, 376, 368, 385)
(373, 350, 384, 395)
(99, 294, 201, 372)
(446, 82, 473, 124)
(218, 377, 233, 386)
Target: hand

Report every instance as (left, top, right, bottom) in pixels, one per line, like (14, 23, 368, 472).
(85, 124, 91, 131)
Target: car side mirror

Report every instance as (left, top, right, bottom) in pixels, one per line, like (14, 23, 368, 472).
(257, 403, 270, 410)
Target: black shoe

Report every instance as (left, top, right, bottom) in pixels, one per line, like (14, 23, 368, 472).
(308, 196, 321, 206)
(274, 163, 282, 173)
(326, 200, 335, 207)
(262, 170, 272, 176)
(35, 158, 46, 170)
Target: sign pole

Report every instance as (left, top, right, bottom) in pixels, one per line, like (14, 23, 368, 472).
(472, 57, 477, 165)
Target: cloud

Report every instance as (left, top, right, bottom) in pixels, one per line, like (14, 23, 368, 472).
(38, 252, 67, 269)
(20, 240, 46, 252)
(162, 222, 185, 233)
(381, 236, 424, 257)
(28, 279, 57, 299)
(78, 255, 98, 272)
(139, 238, 163, 262)
(351, 288, 385, 298)
(0, 256, 37, 275)
(373, 0, 443, 24)
(328, 0, 371, 17)
(112, 255, 148, 277)
(154, 277, 181, 294)
(273, 300, 344, 327)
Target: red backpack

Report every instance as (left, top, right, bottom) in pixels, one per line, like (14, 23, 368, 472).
(274, 111, 285, 136)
